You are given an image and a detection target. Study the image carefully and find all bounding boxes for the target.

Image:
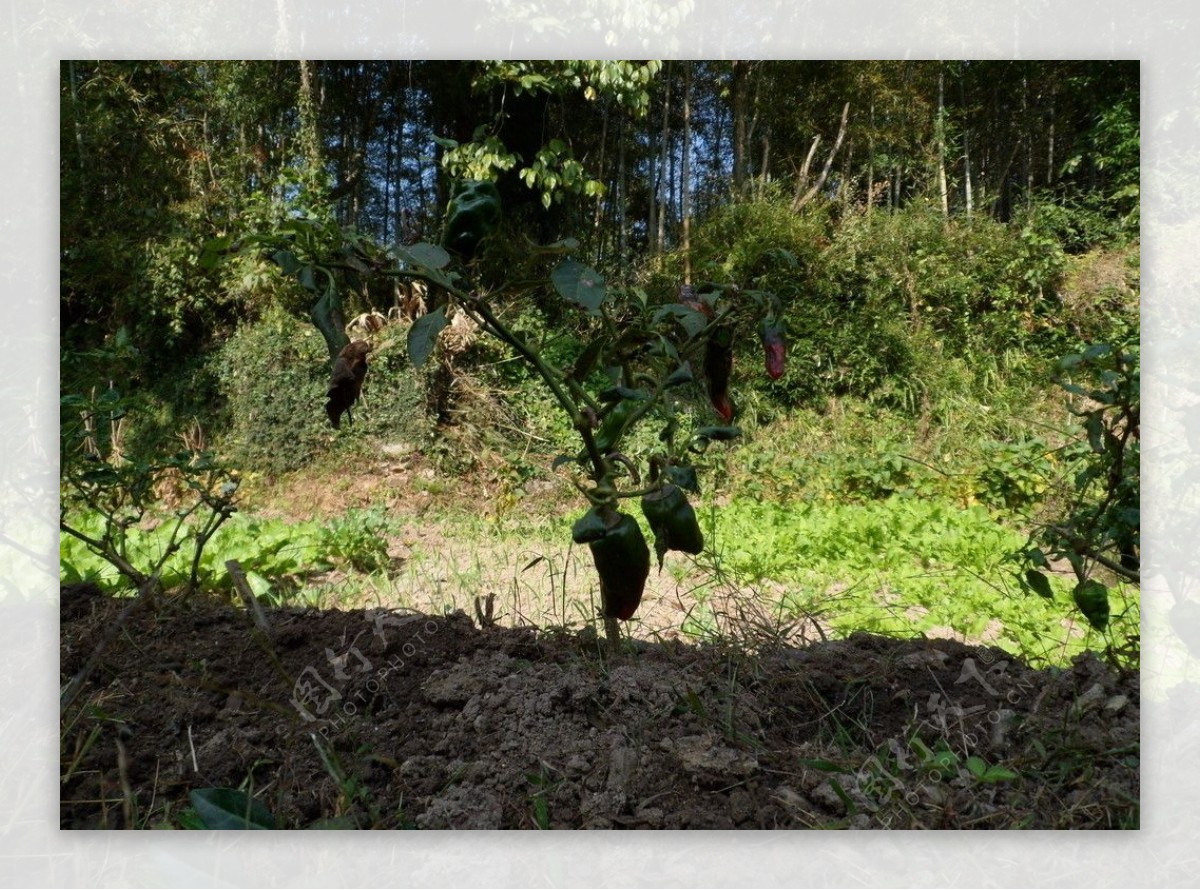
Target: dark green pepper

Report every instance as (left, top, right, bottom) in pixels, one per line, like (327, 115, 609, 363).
(641, 483, 704, 567)
(441, 180, 502, 260)
(704, 324, 734, 421)
(592, 397, 640, 455)
(576, 506, 650, 620)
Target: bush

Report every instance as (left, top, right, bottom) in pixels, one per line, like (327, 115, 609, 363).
(646, 199, 1072, 419)
(213, 306, 426, 474)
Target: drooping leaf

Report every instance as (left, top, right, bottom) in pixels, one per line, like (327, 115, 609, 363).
(571, 336, 608, 382)
(297, 265, 318, 293)
(1023, 569, 1055, 599)
(407, 306, 448, 369)
(598, 385, 649, 403)
(271, 249, 302, 276)
(663, 362, 695, 387)
(694, 425, 742, 441)
(189, 788, 276, 830)
(652, 304, 709, 339)
(551, 260, 607, 315)
(1073, 579, 1110, 631)
(403, 242, 452, 270)
(551, 454, 579, 471)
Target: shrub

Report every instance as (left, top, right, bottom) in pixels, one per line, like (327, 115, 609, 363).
(213, 306, 426, 475)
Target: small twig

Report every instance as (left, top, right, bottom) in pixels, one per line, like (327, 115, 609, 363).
(227, 559, 270, 633)
(115, 736, 135, 829)
(187, 725, 199, 773)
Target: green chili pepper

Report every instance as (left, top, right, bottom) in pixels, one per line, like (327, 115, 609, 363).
(592, 397, 640, 455)
(704, 325, 734, 421)
(577, 507, 650, 620)
(441, 180, 502, 260)
(641, 483, 704, 567)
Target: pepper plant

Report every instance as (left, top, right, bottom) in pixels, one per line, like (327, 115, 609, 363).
(220, 182, 786, 646)
(1017, 334, 1139, 651)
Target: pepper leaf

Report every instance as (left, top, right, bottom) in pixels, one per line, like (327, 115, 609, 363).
(189, 788, 276, 830)
(1023, 569, 1055, 599)
(403, 242, 452, 270)
(1073, 579, 1110, 631)
(552, 260, 607, 315)
(407, 306, 448, 369)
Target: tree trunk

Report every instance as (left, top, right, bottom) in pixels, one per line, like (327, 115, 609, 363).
(793, 102, 850, 211)
(297, 60, 324, 180)
(960, 75, 973, 217)
(68, 61, 86, 182)
(1046, 83, 1056, 186)
(656, 67, 672, 255)
(617, 116, 628, 264)
(594, 101, 609, 265)
(963, 130, 974, 217)
(867, 101, 875, 216)
(731, 61, 749, 196)
(936, 65, 949, 218)
(682, 65, 693, 284)
(758, 134, 770, 199)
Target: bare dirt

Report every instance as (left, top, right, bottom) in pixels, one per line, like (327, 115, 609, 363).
(60, 581, 1139, 830)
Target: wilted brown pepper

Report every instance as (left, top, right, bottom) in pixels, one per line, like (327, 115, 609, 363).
(325, 340, 372, 429)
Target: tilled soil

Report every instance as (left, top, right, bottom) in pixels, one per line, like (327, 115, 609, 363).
(59, 584, 1139, 829)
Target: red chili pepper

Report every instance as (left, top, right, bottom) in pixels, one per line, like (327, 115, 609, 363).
(759, 318, 787, 380)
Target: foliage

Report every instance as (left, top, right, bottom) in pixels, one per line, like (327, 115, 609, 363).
(319, 508, 394, 574)
(709, 495, 1138, 667)
(60, 387, 240, 595)
(652, 200, 1074, 423)
(188, 788, 276, 830)
(1018, 334, 1140, 644)
(61, 506, 395, 600)
(213, 306, 425, 475)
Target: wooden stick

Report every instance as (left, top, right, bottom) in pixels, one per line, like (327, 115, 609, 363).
(226, 559, 270, 633)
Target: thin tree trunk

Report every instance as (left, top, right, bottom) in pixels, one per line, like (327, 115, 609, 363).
(656, 66, 672, 254)
(731, 61, 749, 196)
(383, 122, 393, 244)
(68, 60, 86, 181)
(798, 136, 820, 186)
(1046, 83, 1056, 186)
(867, 101, 875, 216)
(1022, 74, 1032, 210)
(594, 101, 609, 265)
(964, 130, 974, 217)
(759, 134, 770, 199)
(682, 65, 693, 284)
(617, 116, 627, 264)
(793, 102, 850, 211)
(297, 60, 323, 178)
(937, 65, 949, 218)
(960, 75, 973, 217)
